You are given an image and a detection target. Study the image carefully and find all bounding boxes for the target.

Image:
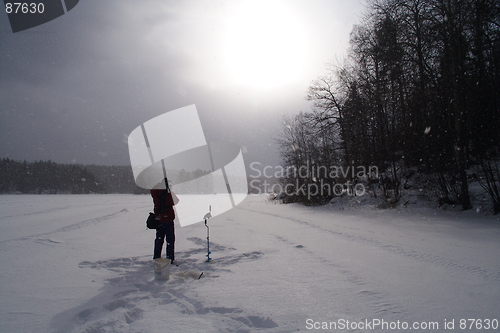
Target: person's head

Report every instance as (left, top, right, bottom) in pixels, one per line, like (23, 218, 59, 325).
(152, 178, 171, 190)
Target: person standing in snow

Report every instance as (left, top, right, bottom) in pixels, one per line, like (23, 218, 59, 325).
(151, 178, 179, 263)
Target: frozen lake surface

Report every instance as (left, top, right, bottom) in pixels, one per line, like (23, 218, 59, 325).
(1, 194, 499, 332)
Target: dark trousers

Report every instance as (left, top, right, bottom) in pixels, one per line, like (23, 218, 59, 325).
(153, 222, 175, 260)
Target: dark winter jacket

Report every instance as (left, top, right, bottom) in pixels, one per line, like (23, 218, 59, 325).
(150, 190, 179, 222)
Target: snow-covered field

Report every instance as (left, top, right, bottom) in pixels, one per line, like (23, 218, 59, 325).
(1, 194, 499, 333)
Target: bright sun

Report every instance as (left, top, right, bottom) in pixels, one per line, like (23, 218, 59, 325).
(224, 1, 307, 89)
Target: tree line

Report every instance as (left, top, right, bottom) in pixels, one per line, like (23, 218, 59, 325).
(278, 0, 500, 212)
(0, 158, 218, 195)
(0, 158, 106, 194)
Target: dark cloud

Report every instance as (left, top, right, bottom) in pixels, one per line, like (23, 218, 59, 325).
(0, 0, 365, 167)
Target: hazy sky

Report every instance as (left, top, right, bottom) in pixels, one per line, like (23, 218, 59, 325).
(0, 0, 367, 168)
